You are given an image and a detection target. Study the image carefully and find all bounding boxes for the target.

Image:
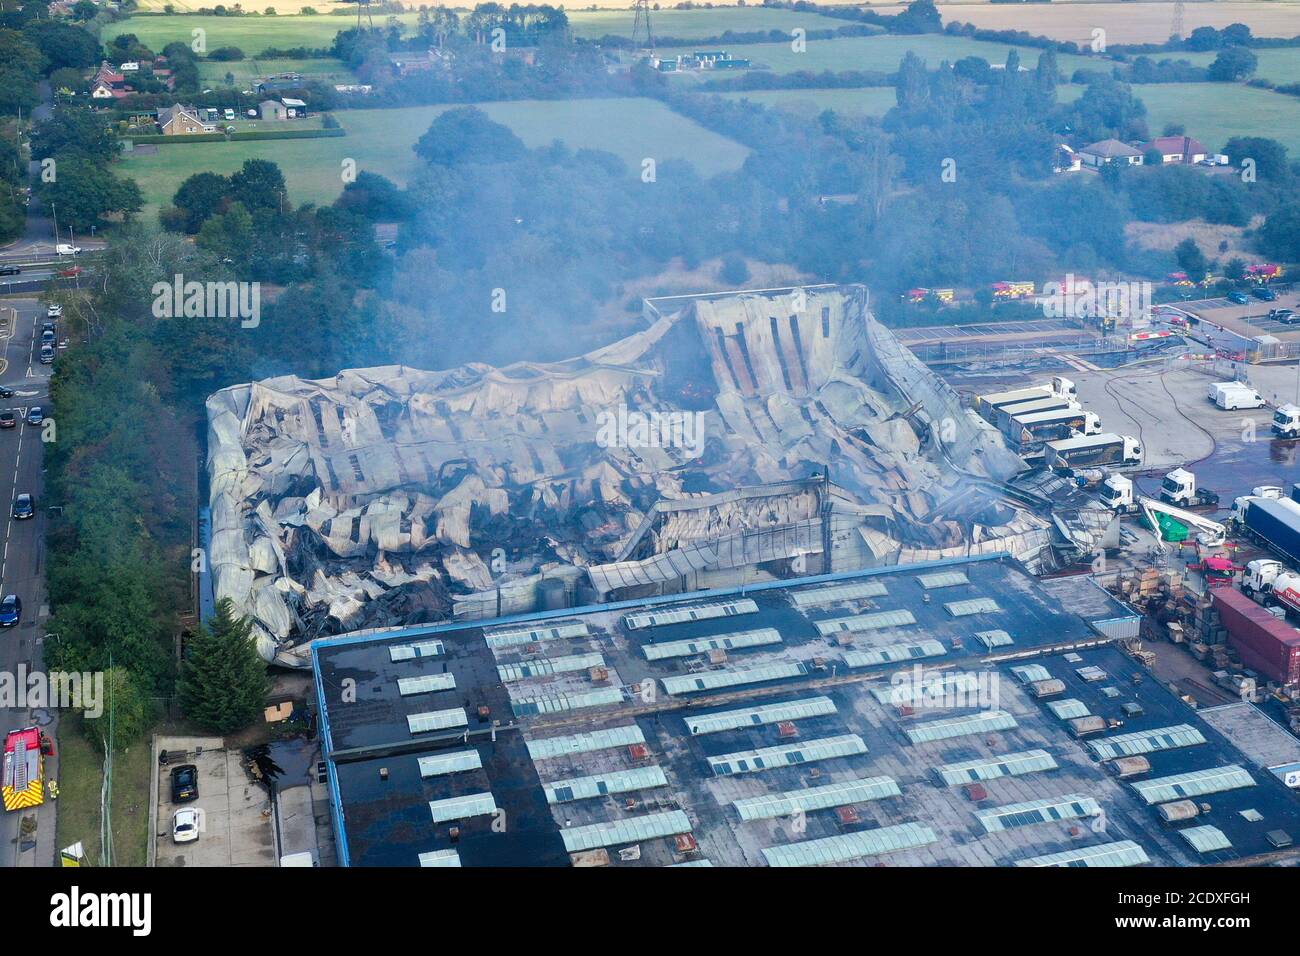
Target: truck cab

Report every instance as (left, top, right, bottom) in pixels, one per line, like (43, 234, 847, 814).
(1099, 473, 1134, 512)
(1242, 558, 1283, 599)
(1159, 468, 1218, 508)
(1232, 486, 1284, 524)
(1274, 404, 1300, 439)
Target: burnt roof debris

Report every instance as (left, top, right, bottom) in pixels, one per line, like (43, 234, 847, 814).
(208, 285, 1049, 664)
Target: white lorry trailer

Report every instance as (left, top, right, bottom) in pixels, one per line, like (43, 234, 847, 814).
(1045, 433, 1142, 471)
(975, 377, 1076, 424)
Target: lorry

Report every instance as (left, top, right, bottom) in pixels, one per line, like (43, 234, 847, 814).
(1273, 404, 1300, 439)
(1158, 468, 1220, 508)
(988, 393, 1079, 432)
(1099, 473, 1135, 513)
(1211, 587, 1300, 687)
(1207, 381, 1264, 410)
(1241, 559, 1300, 614)
(1045, 433, 1142, 471)
(1239, 496, 1300, 567)
(1232, 486, 1283, 523)
(1004, 407, 1101, 454)
(975, 377, 1076, 424)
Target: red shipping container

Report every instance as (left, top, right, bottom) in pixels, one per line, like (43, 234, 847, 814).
(1212, 588, 1300, 686)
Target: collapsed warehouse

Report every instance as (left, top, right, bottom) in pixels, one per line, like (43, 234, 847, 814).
(206, 284, 1107, 666)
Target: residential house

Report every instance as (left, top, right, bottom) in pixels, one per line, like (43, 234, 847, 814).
(158, 104, 212, 135)
(1078, 139, 1143, 168)
(1139, 135, 1208, 165)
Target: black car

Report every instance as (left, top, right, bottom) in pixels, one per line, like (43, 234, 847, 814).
(0, 266, 19, 277)
(1227, 291, 1250, 305)
(0, 595, 21, 628)
(170, 764, 198, 803)
(0, 387, 12, 399)
(12, 494, 32, 520)
(1253, 286, 1278, 301)
(1271, 308, 1297, 324)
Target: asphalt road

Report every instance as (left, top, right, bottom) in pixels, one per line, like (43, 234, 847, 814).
(0, 297, 57, 866)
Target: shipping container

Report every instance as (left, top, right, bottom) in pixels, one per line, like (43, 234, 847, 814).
(1211, 588, 1300, 686)
(1241, 497, 1300, 567)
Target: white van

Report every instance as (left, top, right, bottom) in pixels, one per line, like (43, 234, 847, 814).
(1208, 381, 1263, 410)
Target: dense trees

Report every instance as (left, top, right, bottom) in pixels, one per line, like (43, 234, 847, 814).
(413, 106, 527, 166)
(177, 599, 271, 734)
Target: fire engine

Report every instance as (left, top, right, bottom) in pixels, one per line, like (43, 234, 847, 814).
(3, 727, 46, 811)
(992, 280, 1034, 299)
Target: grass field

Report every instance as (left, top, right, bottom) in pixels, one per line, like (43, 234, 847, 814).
(673, 33, 1105, 77)
(1132, 83, 1300, 154)
(713, 86, 900, 117)
(54, 716, 153, 868)
(196, 56, 355, 86)
(567, 7, 858, 41)
(1155, 47, 1300, 86)
(120, 98, 751, 213)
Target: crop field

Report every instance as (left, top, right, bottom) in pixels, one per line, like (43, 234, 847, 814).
(672, 33, 1105, 76)
(102, 13, 408, 53)
(566, 7, 858, 41)
(196, 56, 354, 86)
(120, 98, 751, 213)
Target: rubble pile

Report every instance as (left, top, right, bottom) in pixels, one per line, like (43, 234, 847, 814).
(207, 284, 1050, 664)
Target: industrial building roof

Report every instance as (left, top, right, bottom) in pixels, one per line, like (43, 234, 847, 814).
(314, 555, 1300, 867)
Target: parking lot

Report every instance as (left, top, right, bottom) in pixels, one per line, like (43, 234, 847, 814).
(1180, 288, 1300, 341)
(152, 735, 277, 867)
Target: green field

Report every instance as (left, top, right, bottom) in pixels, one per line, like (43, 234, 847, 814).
(567, 7, 866, 41)
(103, 12, 403, 53)
(196, 56, 354, 87)
(713, 86, 900, 117)
(673, 33, 1105, 76)
(1131, 83, 1300, 155)
(120, 98, 751, 213)
(1155, 47, 1300, 86)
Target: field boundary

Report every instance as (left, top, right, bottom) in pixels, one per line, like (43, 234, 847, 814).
(126, 128, 347, 145)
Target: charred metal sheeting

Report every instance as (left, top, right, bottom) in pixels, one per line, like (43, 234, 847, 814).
(207, 284, 1048, 664)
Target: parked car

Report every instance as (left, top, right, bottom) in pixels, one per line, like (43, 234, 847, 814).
(1270, 308, 1297, 324)
(39, 345, 53, 365)
(46, 304, 62, 318)
(1227, 291, 1250, 305)
(0, 595, 21, 627)
(11, 494, 32, 520)
(54, 244, 80, 256)
(172, 808, 200, 844)
(25, 406, 42, 426)
(0, 266, 19, 277)
(0, 413, 15, 429)
(0, 386, 14, 399)
(170, 764, 198, 803)
(1253, 286, 1278, 301)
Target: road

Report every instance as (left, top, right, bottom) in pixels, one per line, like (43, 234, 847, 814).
(0, 297, 56, 867)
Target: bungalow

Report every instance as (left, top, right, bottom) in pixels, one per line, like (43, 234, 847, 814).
(158, 103, 212, 136)
(1139, 135, 1208, 165)
(1078, 139, 1143, 168)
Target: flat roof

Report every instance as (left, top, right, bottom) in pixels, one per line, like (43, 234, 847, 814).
(314, 555, 1300, 867)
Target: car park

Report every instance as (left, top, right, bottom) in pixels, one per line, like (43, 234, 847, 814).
(0, 595, 21, 627)
(12, 494, 33, 520)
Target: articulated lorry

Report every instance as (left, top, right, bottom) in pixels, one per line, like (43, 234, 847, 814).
(1004, 407, 1102, 456)
(1045, 433, 1142, 471)
(1238, 496, 1300, 567)
(975, 377, 1076, 425)
(988, 393, 1079, 432)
